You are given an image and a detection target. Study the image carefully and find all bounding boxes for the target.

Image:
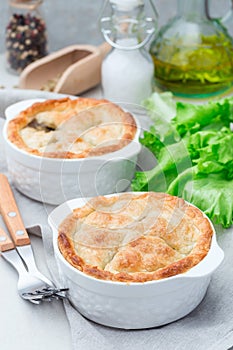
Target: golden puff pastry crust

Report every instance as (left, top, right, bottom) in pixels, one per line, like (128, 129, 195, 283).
(7, 97, 137, 159)
(58, 192, 213, 282)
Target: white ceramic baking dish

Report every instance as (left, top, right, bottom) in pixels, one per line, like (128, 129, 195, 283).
(3, 99, 141, 205)
(49, 194, 224, 330)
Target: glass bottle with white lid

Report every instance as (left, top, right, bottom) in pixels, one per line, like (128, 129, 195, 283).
(100, 0, 158, 104)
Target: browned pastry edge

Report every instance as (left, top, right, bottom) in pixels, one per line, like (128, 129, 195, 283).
(7, 97, 137, 159)
(57, 192, 214, 283)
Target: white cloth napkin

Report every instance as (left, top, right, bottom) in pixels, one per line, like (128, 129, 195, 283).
(1, 89, 233, 350)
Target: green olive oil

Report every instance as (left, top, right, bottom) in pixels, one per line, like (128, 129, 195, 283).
(150, 33, 233, 97)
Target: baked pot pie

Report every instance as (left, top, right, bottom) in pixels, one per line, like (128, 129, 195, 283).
(58, 192, 213, 283)
(7, 97, 137, 159)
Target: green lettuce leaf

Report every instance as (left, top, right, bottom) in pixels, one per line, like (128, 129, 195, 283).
(132, 139, 192, 192)
(182, 175, 233, 228)
(141, 93, 180, 153)
(188, 127, 233, 179)
(174, 98, 233, 137)
(132, 93, 233, 228)
(167, 166, 197, 197)
(142, 91, 176, 122)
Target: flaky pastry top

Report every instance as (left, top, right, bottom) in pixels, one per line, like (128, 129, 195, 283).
(7, 97, 137, 159)
(58, 192, 213, 283)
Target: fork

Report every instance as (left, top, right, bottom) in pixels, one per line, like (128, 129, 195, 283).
(0, 174, 68, 303)
(0, 227, 57, 304)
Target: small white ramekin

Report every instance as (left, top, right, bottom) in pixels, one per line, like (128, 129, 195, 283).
(48, 194, 224, 330)
(3, 99, 141, 205)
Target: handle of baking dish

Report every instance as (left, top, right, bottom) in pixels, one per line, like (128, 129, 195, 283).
(185, 239, 224, 278)
(4, 99, 45, 121)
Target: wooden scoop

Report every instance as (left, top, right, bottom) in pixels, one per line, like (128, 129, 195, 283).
(19, 42, 111, 95)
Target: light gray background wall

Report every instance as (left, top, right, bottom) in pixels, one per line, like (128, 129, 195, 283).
(0, 0, 232, 54)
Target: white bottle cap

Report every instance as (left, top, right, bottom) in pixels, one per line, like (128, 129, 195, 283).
(110, 0, 143, 11)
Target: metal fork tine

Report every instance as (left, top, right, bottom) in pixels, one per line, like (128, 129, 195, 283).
(29, 298, 41, 305)
(16, 245, 54, 287)
(0, 226, 68, 304)
(1, 248, 46, 303)
(22, 287, 69, 300)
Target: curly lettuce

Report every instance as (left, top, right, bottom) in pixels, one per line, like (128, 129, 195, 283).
(131, 93, 233, 228)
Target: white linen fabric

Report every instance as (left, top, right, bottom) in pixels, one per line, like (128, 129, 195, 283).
(0, 89, 233, 350)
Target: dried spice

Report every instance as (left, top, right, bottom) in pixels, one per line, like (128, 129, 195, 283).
(40, 74, 61, 92)
(6, 12, 47, 73)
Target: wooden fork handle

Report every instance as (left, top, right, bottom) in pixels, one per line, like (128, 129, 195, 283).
(0, 227, 14, 252)
(0, 174, 30, 246)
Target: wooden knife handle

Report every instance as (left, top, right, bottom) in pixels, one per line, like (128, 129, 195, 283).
(0, 174, 30, 246)
(0, 227, 14, 252)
